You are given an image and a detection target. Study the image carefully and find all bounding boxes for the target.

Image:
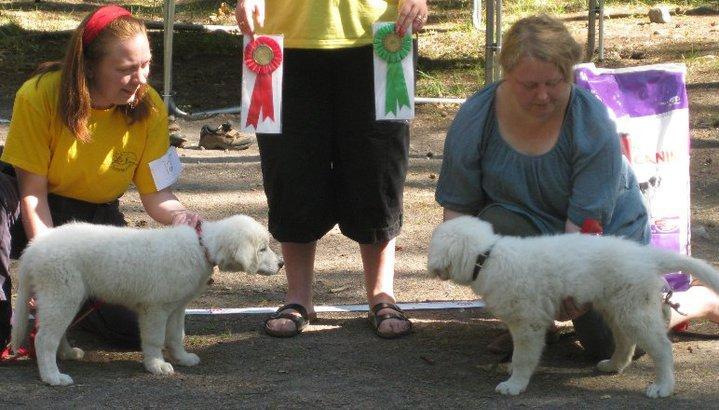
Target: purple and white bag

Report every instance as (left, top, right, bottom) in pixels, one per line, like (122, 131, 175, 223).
(574, 63, 691, 291)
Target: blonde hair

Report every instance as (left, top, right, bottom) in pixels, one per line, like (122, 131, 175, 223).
(499, 14, 582, 82)
(33, 12, 151, 143)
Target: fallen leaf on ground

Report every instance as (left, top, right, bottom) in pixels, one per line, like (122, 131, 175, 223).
(330, 285, 351, 294)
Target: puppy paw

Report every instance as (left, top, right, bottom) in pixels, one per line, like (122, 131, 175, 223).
(646, 382, 673, 398)
(495, 380, 526, 396)
(42, 372, 74, 386)
(145, 359, 175, 376)
(596, 359, 618, 373)
(60, 347, 85, 361)
(174, 352, 200, 367)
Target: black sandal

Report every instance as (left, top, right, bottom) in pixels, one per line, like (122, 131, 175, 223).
(368, 302, 412, 339)
(264, 303, 312, 338)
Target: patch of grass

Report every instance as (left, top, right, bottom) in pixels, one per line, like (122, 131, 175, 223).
(415, 68, 480, 99)
(681, 45, 717, 64)
(685, 54, 719, 72)
(505, 0, 586, 16)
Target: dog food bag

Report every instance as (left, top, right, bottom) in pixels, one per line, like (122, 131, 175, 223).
(574, 63, 691, 291)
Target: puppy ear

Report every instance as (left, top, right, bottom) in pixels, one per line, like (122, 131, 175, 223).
(212, 242, 231, 271)
(210, 233, 249, 273)
(231, 246, 257, 274)
(437, 221, 481, 284)
(428, 225, 468, 281)
(452, 236, 476, 283)
(427, 229, 449, 277)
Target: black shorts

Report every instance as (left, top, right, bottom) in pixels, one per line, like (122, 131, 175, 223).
(257, 46, 410, 244)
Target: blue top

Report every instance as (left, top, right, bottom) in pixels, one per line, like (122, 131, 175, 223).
(435, 82, 650, 243)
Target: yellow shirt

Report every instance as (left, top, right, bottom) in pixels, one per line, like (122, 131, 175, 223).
(258, 0, 399, 49)
(2, 71, 169, 204)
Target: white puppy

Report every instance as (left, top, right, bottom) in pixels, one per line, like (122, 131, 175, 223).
(11, 214, 282, 386)
(428, 216, 719, 398)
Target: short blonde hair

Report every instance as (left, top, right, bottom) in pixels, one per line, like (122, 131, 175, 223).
(499, 14, 582, 82)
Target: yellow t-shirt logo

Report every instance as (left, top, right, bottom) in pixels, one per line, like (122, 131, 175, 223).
(110, 152, 138, 172)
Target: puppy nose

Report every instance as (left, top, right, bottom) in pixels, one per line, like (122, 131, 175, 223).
(278, 260, 284, 269)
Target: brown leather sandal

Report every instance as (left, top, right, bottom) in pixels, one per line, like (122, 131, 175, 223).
(368, 302, 412, 339)
(264, 303, 312, 338)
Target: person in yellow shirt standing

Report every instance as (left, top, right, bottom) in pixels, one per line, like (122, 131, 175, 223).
(0, 5, 201, 355)
(235, 0, 428, 338)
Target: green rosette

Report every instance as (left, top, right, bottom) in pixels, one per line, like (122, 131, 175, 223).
(374, 24, 412, 116)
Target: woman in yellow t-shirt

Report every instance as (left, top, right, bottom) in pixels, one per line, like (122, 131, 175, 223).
(235, 0, 428, 339)
(0, 5, 201, 354)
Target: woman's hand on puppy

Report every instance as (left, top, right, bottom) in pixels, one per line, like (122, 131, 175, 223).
(170, 210, 202, 230)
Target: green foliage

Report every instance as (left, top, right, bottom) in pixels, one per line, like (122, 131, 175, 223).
(505, 0, 586, 16)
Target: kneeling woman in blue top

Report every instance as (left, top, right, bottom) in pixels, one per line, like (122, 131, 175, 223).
(435, 14, 719, 359)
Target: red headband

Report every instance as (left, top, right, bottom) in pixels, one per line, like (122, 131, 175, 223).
(82, 5, 132, 47)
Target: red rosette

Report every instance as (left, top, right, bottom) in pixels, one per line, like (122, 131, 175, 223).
(244, 36, 283, 128)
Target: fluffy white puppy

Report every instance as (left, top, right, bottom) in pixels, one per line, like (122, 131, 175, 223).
(11, 214, 282, 386)
(428, 216, 719, 398)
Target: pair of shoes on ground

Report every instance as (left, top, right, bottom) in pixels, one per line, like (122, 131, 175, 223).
(199, 122, 254, 150)
(263, 302, 412, 339)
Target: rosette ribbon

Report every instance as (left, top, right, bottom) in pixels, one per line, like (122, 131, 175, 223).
(244, 36, 283, 128)
(373, 24, 412, 116)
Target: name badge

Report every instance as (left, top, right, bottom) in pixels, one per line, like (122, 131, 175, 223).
(149, 147, 182, 190)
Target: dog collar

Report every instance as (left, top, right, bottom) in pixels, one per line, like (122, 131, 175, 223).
(472, 247, 493, 281)
(195, 222, 216, 267)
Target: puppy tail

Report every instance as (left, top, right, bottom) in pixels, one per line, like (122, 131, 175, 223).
(9, 270, 31, 354)
(655, 250, 719, 293)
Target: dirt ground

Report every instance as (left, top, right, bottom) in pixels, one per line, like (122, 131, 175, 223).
(0, 4, 719, 408)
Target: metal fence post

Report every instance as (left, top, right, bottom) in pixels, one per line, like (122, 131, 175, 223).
(587, 0, 605, 61)
(484, 0, 502, 85)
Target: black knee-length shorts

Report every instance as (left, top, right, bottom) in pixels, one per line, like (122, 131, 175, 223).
(257, 45, 410, 244)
